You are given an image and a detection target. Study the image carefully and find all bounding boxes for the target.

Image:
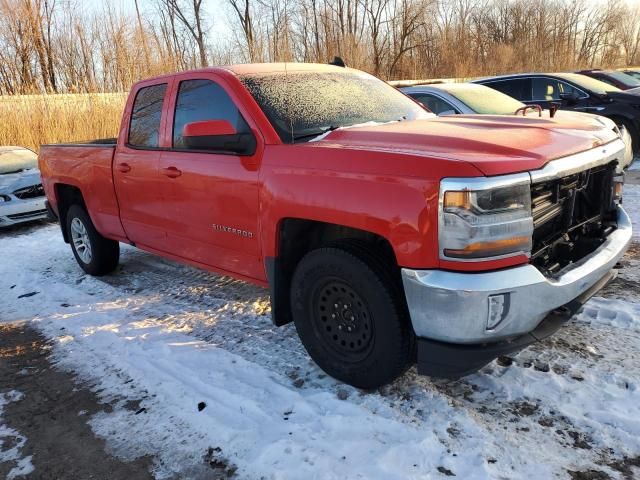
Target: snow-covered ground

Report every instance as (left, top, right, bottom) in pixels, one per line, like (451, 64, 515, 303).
(2, 192, 640, 478)
(0, 391, 34, 480)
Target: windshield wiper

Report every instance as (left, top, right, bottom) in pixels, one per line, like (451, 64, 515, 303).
(292, 125, 339, 142)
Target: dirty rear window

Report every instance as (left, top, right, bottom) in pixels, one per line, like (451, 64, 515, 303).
(240, 70, 431, 143)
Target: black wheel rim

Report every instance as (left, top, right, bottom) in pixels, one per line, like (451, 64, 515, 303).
(310, 278, 374, 363)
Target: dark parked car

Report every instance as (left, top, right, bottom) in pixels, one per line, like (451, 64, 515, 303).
(474, 73, 640, 152)
(620, 68, 640, 81)
(576, 69, 640, 90)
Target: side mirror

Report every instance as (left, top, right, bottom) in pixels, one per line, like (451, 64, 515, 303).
(182, 120, 256, 155)
(559, 92, 580, 105)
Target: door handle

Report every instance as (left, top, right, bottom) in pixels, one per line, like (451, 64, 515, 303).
(162, 166, 182, 178)
(117, 162, 131, 173)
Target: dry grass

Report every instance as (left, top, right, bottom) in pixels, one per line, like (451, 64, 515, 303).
(0, 93, 127, 152)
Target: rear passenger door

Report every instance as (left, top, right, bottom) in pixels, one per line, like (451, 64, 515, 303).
(159, 74, 263, 280)
(114, 82, 171, 251)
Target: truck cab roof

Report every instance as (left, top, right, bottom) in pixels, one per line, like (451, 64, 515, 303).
(131, 63, 351, 88)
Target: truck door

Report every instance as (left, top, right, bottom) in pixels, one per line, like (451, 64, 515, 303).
(159, 75, 263, 280)
(113, 82, 171, 252)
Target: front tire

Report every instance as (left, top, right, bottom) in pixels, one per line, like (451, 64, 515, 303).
(290, 247, 413, 389)
(66, 204, 119, 276)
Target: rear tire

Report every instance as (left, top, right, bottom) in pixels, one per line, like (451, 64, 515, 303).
(66, 204, 119, 276)
(290, 247, 414, 389)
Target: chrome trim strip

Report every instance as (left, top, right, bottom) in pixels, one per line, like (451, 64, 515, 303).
(440, 172, 531, 192)
(529, 138, 625, 183)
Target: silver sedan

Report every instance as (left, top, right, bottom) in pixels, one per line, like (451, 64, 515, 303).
(0, 146, 48, 227)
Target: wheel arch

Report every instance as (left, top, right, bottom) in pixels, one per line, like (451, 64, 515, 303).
(54, 183, 86, 243)
(266, 218, 401, 327)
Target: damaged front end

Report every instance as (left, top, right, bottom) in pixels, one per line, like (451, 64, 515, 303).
(530, 161, 621, 276)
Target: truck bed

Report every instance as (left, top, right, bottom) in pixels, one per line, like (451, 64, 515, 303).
(38, 142, 125, 241)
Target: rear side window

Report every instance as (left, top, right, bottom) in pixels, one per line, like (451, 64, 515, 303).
(173, 79, 250, 149)
(484, 78, 532, 102)
(128, 84, 167, 148)
(409, 94, 457, 115)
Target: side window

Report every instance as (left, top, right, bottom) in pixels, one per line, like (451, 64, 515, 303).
(532, 78, 583, 101)
(558, 81, 584, 97)
(532, 78, 561, 100)
(128, 84, 167, 148)
(173, 79, 250, 149)
(485, 79, 532, 102)
(410, 94, 457, 115)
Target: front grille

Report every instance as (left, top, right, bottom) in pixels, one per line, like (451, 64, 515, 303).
(7, 209, 47, 220)
(13, 184, 45, 199)
(530, 162, 618, 275)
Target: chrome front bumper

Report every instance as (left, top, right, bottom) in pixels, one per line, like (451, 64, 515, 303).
(402, 205, 632, 344)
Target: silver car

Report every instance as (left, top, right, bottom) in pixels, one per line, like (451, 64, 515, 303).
(399, 82, 525, 115)
(0, 146, 48, 227)
(399, 82, 635, 169)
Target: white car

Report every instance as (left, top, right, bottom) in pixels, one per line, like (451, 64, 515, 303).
(0, 146, 48, 227)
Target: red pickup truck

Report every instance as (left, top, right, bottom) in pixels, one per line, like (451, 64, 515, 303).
(39, 63, 632, 388)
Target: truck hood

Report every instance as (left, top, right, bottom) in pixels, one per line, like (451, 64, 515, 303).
(310, 115, 620, 176)
(0, 168, 42, 194)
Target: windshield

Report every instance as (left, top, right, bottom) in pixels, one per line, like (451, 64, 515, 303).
(239, 69, 432, 142)
(624, 70, 640, 80)
(555, 73, 621, 95)
(602, 71, 640, 88)
(0, 148, 37, 175)
(438, 84, 524, 114)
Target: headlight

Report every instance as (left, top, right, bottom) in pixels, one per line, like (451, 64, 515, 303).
(439, 175, 533, 261)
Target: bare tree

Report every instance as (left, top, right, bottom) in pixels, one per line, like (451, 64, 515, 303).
(3, 0, 640, 95)
(228, 0, 258, 61)
(159, 0, 208, 67)
(363, 0, 391, 75)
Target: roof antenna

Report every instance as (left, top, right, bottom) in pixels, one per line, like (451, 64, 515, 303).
(329, 56, 346, 67)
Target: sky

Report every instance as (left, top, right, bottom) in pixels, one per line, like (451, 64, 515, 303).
(82, 0, 233, 38)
